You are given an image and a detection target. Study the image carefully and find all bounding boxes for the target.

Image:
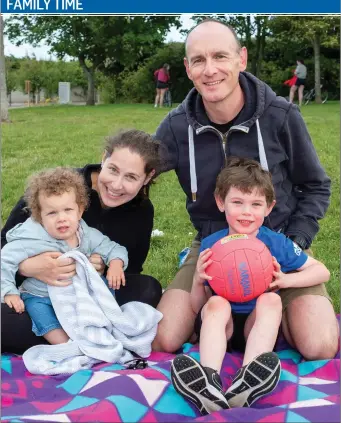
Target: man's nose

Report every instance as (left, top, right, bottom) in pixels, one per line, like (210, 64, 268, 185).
(203, 59, 217, 77)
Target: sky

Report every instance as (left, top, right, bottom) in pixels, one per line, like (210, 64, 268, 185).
(3, 14, 194, 59)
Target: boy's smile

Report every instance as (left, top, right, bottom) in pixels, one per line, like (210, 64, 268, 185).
(215, 186, 275, 237)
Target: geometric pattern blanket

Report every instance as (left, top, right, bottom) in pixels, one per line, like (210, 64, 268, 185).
(2, 316, 340, 423)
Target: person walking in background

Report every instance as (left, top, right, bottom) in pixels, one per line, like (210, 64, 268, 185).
(289, 59, 307, 106)
(154, 63, 170, 108)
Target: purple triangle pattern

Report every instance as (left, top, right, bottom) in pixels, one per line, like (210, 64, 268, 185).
(1, 316, 339, 422)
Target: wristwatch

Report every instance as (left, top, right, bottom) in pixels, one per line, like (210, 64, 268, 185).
(288, 235, 308, 251)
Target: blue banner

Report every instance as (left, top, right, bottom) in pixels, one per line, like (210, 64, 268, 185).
(1, 0, 340, 13)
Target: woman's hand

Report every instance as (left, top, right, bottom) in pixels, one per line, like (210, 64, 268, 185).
(107, 259, 125, 290)
(18, 252, 75, 286)
(89, 254, 105, 276)
(4, 294, 25, 314)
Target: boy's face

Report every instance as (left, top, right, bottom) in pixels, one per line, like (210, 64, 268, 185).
(215, 186, 275, 237)
(39, 189, 84, 242)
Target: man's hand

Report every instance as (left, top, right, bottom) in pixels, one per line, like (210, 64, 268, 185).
(4, 294, 25, 314)
(107, 259, 125, 290)
(193, 249, 213, 285)
(18, 252, 75, 287)
(89, 254, 105, 275)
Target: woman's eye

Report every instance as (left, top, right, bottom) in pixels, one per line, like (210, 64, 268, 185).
(126, 175, 137, 181)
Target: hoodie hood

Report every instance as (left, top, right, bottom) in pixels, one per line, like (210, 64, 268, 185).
(6, 218, 55, 243)
(182, 72, 277, 202)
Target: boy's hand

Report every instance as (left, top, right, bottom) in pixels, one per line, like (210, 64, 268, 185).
(269, 257, 292, 291)
(107, 259, 125, 290)
(194, 249, 213, 285)
(4, 294, 25, 314)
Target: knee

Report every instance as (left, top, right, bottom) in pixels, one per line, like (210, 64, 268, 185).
(139, 276, 162, 308)
(256, 292, 282, 313)
(203, 296, 231, 319)
(300, 326, 339, 361)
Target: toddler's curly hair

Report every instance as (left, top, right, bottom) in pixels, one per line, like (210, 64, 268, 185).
(24, 167, 89, 223)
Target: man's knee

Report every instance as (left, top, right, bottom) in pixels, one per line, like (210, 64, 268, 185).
(285, 295, 339, 360)
(152, 289, 196, 353)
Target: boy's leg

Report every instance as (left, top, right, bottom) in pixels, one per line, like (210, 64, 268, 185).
(243, 293, 282, 365)
(171, 297, 232, 415)
(200, 296, 233, 372)
(225, 293, 282, 408)
(152, 240, 200, 353)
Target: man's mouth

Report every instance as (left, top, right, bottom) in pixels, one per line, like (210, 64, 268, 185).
(205, 80, 224, 86)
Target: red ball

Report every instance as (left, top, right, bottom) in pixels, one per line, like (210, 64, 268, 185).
(206, 234, 274, 303)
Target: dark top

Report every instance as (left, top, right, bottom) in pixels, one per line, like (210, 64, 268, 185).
(156, 71, 331, 247)
(1, 164, 154, 278)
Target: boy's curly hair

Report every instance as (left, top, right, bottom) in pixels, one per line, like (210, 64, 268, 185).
(24, 167, 89, 223)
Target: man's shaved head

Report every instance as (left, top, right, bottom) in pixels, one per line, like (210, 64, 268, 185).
(185, 19, 241, 57)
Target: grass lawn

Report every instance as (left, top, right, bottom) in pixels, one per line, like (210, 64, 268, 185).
(2, 102, 340, 311)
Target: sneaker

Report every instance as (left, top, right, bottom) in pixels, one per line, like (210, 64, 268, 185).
(225, 352, 281, 408)
(171, 354, 229, 415)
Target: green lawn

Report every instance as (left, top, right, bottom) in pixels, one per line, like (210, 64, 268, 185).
(2, 102, 340, 311)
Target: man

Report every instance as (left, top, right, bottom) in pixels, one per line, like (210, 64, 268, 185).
(152, 19, 339, 360)
(289, 59, 307, 106)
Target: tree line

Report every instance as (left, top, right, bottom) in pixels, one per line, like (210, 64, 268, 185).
(3, 15, 340, 107)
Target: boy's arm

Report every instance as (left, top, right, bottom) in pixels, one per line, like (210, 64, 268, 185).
(271, 255, 330, 291)
(1, 242, 29, 301)
(190, 278, 211, 314)
(88, 228, 128, 270)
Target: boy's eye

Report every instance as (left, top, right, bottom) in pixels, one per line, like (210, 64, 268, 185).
(47, 211, 56, 215)
(233, 201, 242, 204)
(65, 208, 73, 212)
(253, 203, 262, 207)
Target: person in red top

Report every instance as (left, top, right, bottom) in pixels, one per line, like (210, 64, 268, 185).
(154, 63, 170, 108)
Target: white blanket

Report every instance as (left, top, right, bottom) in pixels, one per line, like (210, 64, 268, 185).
(23, 251, 163, 375)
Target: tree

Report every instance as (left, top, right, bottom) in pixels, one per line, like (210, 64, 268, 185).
(269, 16, 340, 103)
(0, 15, 9, 122)
(5, 16, 181, 105)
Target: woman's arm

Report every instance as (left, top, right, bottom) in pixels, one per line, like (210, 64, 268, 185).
(1, 197, 29, 248)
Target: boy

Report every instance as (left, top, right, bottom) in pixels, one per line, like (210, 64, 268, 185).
(1, 167, 128, 345)
(171, 157, 330, 415)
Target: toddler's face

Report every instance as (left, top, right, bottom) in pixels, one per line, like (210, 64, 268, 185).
(216, 186, 275, 237)
(39, 189, 83, 242)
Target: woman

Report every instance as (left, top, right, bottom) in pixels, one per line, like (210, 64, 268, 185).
(1, 129, 163, 354)
(154, 63, 170, 108)
(289, 59, 307, 107)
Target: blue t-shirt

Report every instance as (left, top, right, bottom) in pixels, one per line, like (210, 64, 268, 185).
(200, 226, 308, 314)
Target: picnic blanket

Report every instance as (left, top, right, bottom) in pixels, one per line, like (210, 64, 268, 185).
(2, 316, 340, 422)
(23, 250, 163, 375)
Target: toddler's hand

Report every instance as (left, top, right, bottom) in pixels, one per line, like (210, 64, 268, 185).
(4, 294, 25, 314)
(107, 259, 125, 290)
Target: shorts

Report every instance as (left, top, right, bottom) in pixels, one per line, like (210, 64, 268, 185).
(295, 78, 306, 87)
(21, 292, 62, 337)
(156, 81, 168, 89)
(21, 277, 115, 337)
(194, 307, 249, 352)
(165, 241, 331, 311)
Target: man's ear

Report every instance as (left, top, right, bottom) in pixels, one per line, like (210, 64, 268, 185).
(184, 57, 193, 81)
(239, 46, 248, 72)
(215, 194, 225, 212)
(265, 200, 276, 217)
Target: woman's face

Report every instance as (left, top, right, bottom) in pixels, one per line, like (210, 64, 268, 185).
(97, 147, 154, 208)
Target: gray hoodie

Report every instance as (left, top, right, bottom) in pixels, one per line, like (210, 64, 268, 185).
(1, 218, 128, 300)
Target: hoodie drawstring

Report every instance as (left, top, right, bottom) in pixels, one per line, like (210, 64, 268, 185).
(188, 125, 197, 202)
(256, 119, 269, 171)
(188, 120, 269, 202)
